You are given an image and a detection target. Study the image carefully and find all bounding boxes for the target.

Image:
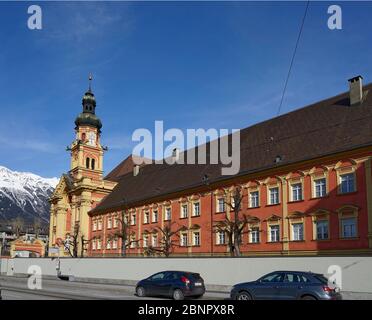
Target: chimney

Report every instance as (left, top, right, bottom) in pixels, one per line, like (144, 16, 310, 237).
(172, 148, 180, 163)
(348, 75, 363, 106)
(133, 165, 140, 176)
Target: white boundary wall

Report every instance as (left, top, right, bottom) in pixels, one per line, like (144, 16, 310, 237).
(1, 256, 371, 292)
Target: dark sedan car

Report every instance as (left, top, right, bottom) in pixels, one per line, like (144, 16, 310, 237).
(230, 271, 342, 300)
(136, 271, 205, 300)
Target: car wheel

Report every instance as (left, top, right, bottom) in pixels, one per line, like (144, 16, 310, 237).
(136, 286, 146, 297)
(173, 289, 185, 300)
(301, 295, 317, 300)
(236, 291, 252, 300)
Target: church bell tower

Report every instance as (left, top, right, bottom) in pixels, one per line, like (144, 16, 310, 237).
(69, 75, 104, 181)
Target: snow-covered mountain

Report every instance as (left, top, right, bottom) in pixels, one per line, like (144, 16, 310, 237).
(0, 165, 58, 223)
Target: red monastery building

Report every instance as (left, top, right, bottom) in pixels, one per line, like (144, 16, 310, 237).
(50, 76, 372, 257)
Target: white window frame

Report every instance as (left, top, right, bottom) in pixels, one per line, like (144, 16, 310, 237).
(152, 234, 158, 247)
(316, 220, 329, 240)
(292, 223, 304, 241)
(165, 207, 172, 221)
(291, 183, 303, 202)
(181, 204, 188, 218)
(216, 231, 226, 245)
(143, 235, 149, 248)
(180, 233, 188, 247)
(93, 220, 97, 231)
(269, 187, 280, 205)
(192, 231, 200, 246)
(107, 217, 112, 229)
(341, 217, 357, 238)
(131, 213, 136, 225)
(152, 210, 158, 223)
(314, 178, 327, 198)
(144, 211, 150, 224)
(217, 198, 225, 213)
(249, 227, 260, 243)
(249, 190, 259, 208)
(339, 173, 356, 194)
(192, 202, 200, 217)
(269, 224, 280, 242)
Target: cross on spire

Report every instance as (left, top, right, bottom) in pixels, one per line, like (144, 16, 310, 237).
(88, 73, 93, 92)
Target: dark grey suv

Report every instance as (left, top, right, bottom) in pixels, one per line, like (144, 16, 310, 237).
(230, 271, 342, 300)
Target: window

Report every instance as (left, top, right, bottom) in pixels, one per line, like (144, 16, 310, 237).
(217, 198, 225, 213)
(193, 202, 200, 217)
(250, 191, 259, 208)
(269, 187, 279, 205)
(193, 232, 200, 246)
(97, 239, 101, 250)
(165, 208, 171, 220)
(143, 235, 149, 248)
(130, 236, 136, 248)
(113, 216, 118, 228)
(98, 220, 102, 230)
(341, 218, 357, 238)
(149, 272, 166, 280)
(260, 273, 283, 283)
(181, 204, 188, 218)
(93, 220, 97, 231)
(91, 158, 95, 170)
(291, 183, 303, 201)
(316, 220, 329, 240)
(217, 231, 226, 245)
(144, 211, 150, 224)
(112, 238, 118, 249)
(180, 233, 188, 247)
(106, 239, 111, 250)
(250, 227, 260, 243)
(131, 213, 136, 225)
(107, 217, 112, 229)
(340, 173, 355, 194)
(152, 234, 158, 247)
(269, 225, 280, 242)
(152, 210, 158, 223)
(292, 223, 304, 241)
(92, 239, 96, 250)
(86, 157, 90, 169)
(314, 178, 326, 198)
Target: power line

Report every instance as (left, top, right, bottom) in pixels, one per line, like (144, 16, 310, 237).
(277, 0, 310, 116)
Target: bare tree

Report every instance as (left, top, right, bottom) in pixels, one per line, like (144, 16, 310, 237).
(80, 234, 90, 258)
(115, 210, 140, 257)
(33, 218, 42, 239)
(64, 223, 79, 258)
(145, 221, 185, 257)
(11, 217, 24, 238)
(214, 186, 249, 257)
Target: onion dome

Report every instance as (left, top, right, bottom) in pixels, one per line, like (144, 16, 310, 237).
(74, 75, 102, 131)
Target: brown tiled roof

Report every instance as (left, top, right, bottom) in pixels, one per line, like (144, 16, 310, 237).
(104, 155, 151, 182)
(90, 84, 372, 215)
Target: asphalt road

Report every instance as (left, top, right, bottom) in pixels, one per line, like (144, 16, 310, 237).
(0, 276, 229, 300)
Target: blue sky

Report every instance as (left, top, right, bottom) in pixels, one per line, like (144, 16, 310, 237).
(0, 1, 372, 178)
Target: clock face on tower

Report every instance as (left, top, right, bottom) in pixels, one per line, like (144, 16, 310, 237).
(88, 132, 96, 146)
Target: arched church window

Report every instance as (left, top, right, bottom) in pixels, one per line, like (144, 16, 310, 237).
(82, 133, 86, 141)
(91, 158, 95, 170)
(86, 157, 90, 169)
